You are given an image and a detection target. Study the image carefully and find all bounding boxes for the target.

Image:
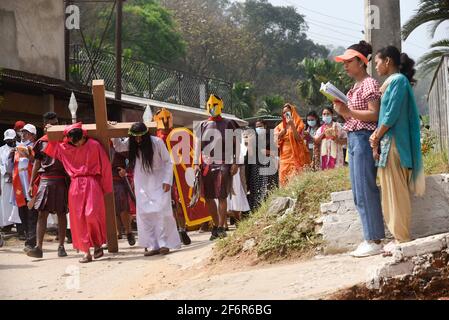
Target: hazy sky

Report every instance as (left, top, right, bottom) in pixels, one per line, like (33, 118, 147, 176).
(236, 0, 449, 60)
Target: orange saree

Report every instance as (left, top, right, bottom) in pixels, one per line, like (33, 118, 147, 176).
(274, 105, 310, 186)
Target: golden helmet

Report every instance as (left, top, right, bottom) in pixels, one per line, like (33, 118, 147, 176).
(206, 94, 223, 117)
(153, 108, 173, 130)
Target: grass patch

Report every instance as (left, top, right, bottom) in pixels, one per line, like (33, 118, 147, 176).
(424, 150, 449, 175)
(216, 167, 351, 263)
(216, 149, 449, 264)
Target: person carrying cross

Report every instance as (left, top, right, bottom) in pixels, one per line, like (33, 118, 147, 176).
(44, 122, 113, 263)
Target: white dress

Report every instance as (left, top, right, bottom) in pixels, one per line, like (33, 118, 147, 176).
(113, 137, 181, 250)
(0, 144, 20, 226)
(227, 168, 250, 212)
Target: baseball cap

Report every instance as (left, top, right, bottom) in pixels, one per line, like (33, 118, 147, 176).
(21, 124, 37, 135)
(3, 129, 17, 141)
(14, 121, 26, 131)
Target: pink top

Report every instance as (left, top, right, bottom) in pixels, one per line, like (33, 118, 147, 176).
(45, 138, 113, 194)
(344, 77, 381, 132)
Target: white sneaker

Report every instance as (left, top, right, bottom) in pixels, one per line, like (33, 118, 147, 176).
(350, 241, 383, 258)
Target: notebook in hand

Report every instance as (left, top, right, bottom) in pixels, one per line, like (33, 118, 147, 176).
(320, 82, 349, 105)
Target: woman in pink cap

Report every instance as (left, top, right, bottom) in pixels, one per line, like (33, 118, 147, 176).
(333, 41, 385, 258)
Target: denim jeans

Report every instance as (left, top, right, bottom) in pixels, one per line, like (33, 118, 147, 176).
(348, 130, 385, 241)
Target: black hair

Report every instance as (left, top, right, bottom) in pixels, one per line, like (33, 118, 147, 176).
(348, 40, 373, 60)
(67, 128, 84, 145)
(43, 112, 58, 124)
(348, 41, 373, 68)
(322, 107, 334, 115)
(255, 119, 267, 127)
(376, 46, 417, 85)
(306, 111, 320, 129)
(128, 122, 154, 173)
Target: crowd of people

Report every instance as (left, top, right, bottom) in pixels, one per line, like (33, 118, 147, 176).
(0, 41, 425, 261)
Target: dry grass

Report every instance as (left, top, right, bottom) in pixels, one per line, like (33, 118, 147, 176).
(215, 149, 449, 265)
(216, 167, 351, 263)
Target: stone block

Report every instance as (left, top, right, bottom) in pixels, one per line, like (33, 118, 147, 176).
(398, 233, 448, 258)
(366, 261, 414, 290)
(320, 201, 340, 214)
(330, 190, 353, 202)
(268, 197, 293, 216)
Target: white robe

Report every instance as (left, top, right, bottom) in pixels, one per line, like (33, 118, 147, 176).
(227, 168, 250, 212)
(113, 137, 181, 250)
(0, 144, 20, 227)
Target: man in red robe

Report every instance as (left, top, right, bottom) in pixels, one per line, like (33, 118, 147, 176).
(44, 123, 113, 263)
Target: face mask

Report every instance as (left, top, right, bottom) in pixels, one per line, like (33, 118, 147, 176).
(255, 127, 266, 135)
(307, 120, 317, 127)
(323, 116, 333, 125)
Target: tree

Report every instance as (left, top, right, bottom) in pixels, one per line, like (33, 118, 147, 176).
(161, 0, 328, 111)
(256, 95, 285, 117)
(297, 58, 352, 113)
(230, 0, 328, 100)
(402, 0, 449, 74)
(417, 39, 449, 75)
(232, 82, 256, 119)
(72, 0, 185, 65)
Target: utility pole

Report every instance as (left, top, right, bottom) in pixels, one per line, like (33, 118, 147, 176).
(64, 0, 71, 81)
(364, 0, 402, 80)
(115, 0, 123, 100)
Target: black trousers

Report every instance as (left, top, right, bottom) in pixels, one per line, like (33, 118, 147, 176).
(18, 206, 38, 248)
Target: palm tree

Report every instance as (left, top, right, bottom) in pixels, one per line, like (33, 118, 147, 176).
(402, 0, 449, 74)
(297, 58, 352, 111)
(417, 39, 449, 74)
(231, 82, 255, 119)
(256, 95, 285, 117)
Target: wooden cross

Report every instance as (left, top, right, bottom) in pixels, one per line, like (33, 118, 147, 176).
(47, 80, 156, 253)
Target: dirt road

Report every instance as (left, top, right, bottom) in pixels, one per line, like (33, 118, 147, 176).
(0, 232, 390, 300)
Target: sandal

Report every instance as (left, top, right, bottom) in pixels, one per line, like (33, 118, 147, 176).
(93, 248, 104, 259)
(79, 255, 92, 263)
(159, 247, 170, 255)
(144, 249, 160, 256)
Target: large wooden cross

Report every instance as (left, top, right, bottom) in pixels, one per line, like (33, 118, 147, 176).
(47, 80, 156, 253)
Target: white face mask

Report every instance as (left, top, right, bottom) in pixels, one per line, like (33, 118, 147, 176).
(255, 127, 266, 135)
(322, 115, 333, 125)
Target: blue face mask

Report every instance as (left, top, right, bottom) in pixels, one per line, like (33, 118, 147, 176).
(323, 115, 333, 125)
(307, 120, 317, 128)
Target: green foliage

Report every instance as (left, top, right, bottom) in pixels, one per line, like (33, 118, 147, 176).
(402, 0, 449, 75)
(256, 95, 285, 116)
(232, 82, 256, 119)
(417, 39, 449, 75)
(75, 0, 185, 65)
(402, 0, 449, 40)
(421, 127, 437, 156)
(297, 58, 352, 112)
(162, 0, 329, 113)
(216, 167, 352, 262)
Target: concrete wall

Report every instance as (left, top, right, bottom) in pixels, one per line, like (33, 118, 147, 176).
(0, 0, 65, 79)
(318, 175, 449, 254)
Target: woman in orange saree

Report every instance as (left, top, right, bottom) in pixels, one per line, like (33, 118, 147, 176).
(274, 104, 311, 186)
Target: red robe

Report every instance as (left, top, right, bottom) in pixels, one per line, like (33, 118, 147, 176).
(45, 138, 113, 252)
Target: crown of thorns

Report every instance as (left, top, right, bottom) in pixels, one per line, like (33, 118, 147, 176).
(128, 127, 148, 137)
